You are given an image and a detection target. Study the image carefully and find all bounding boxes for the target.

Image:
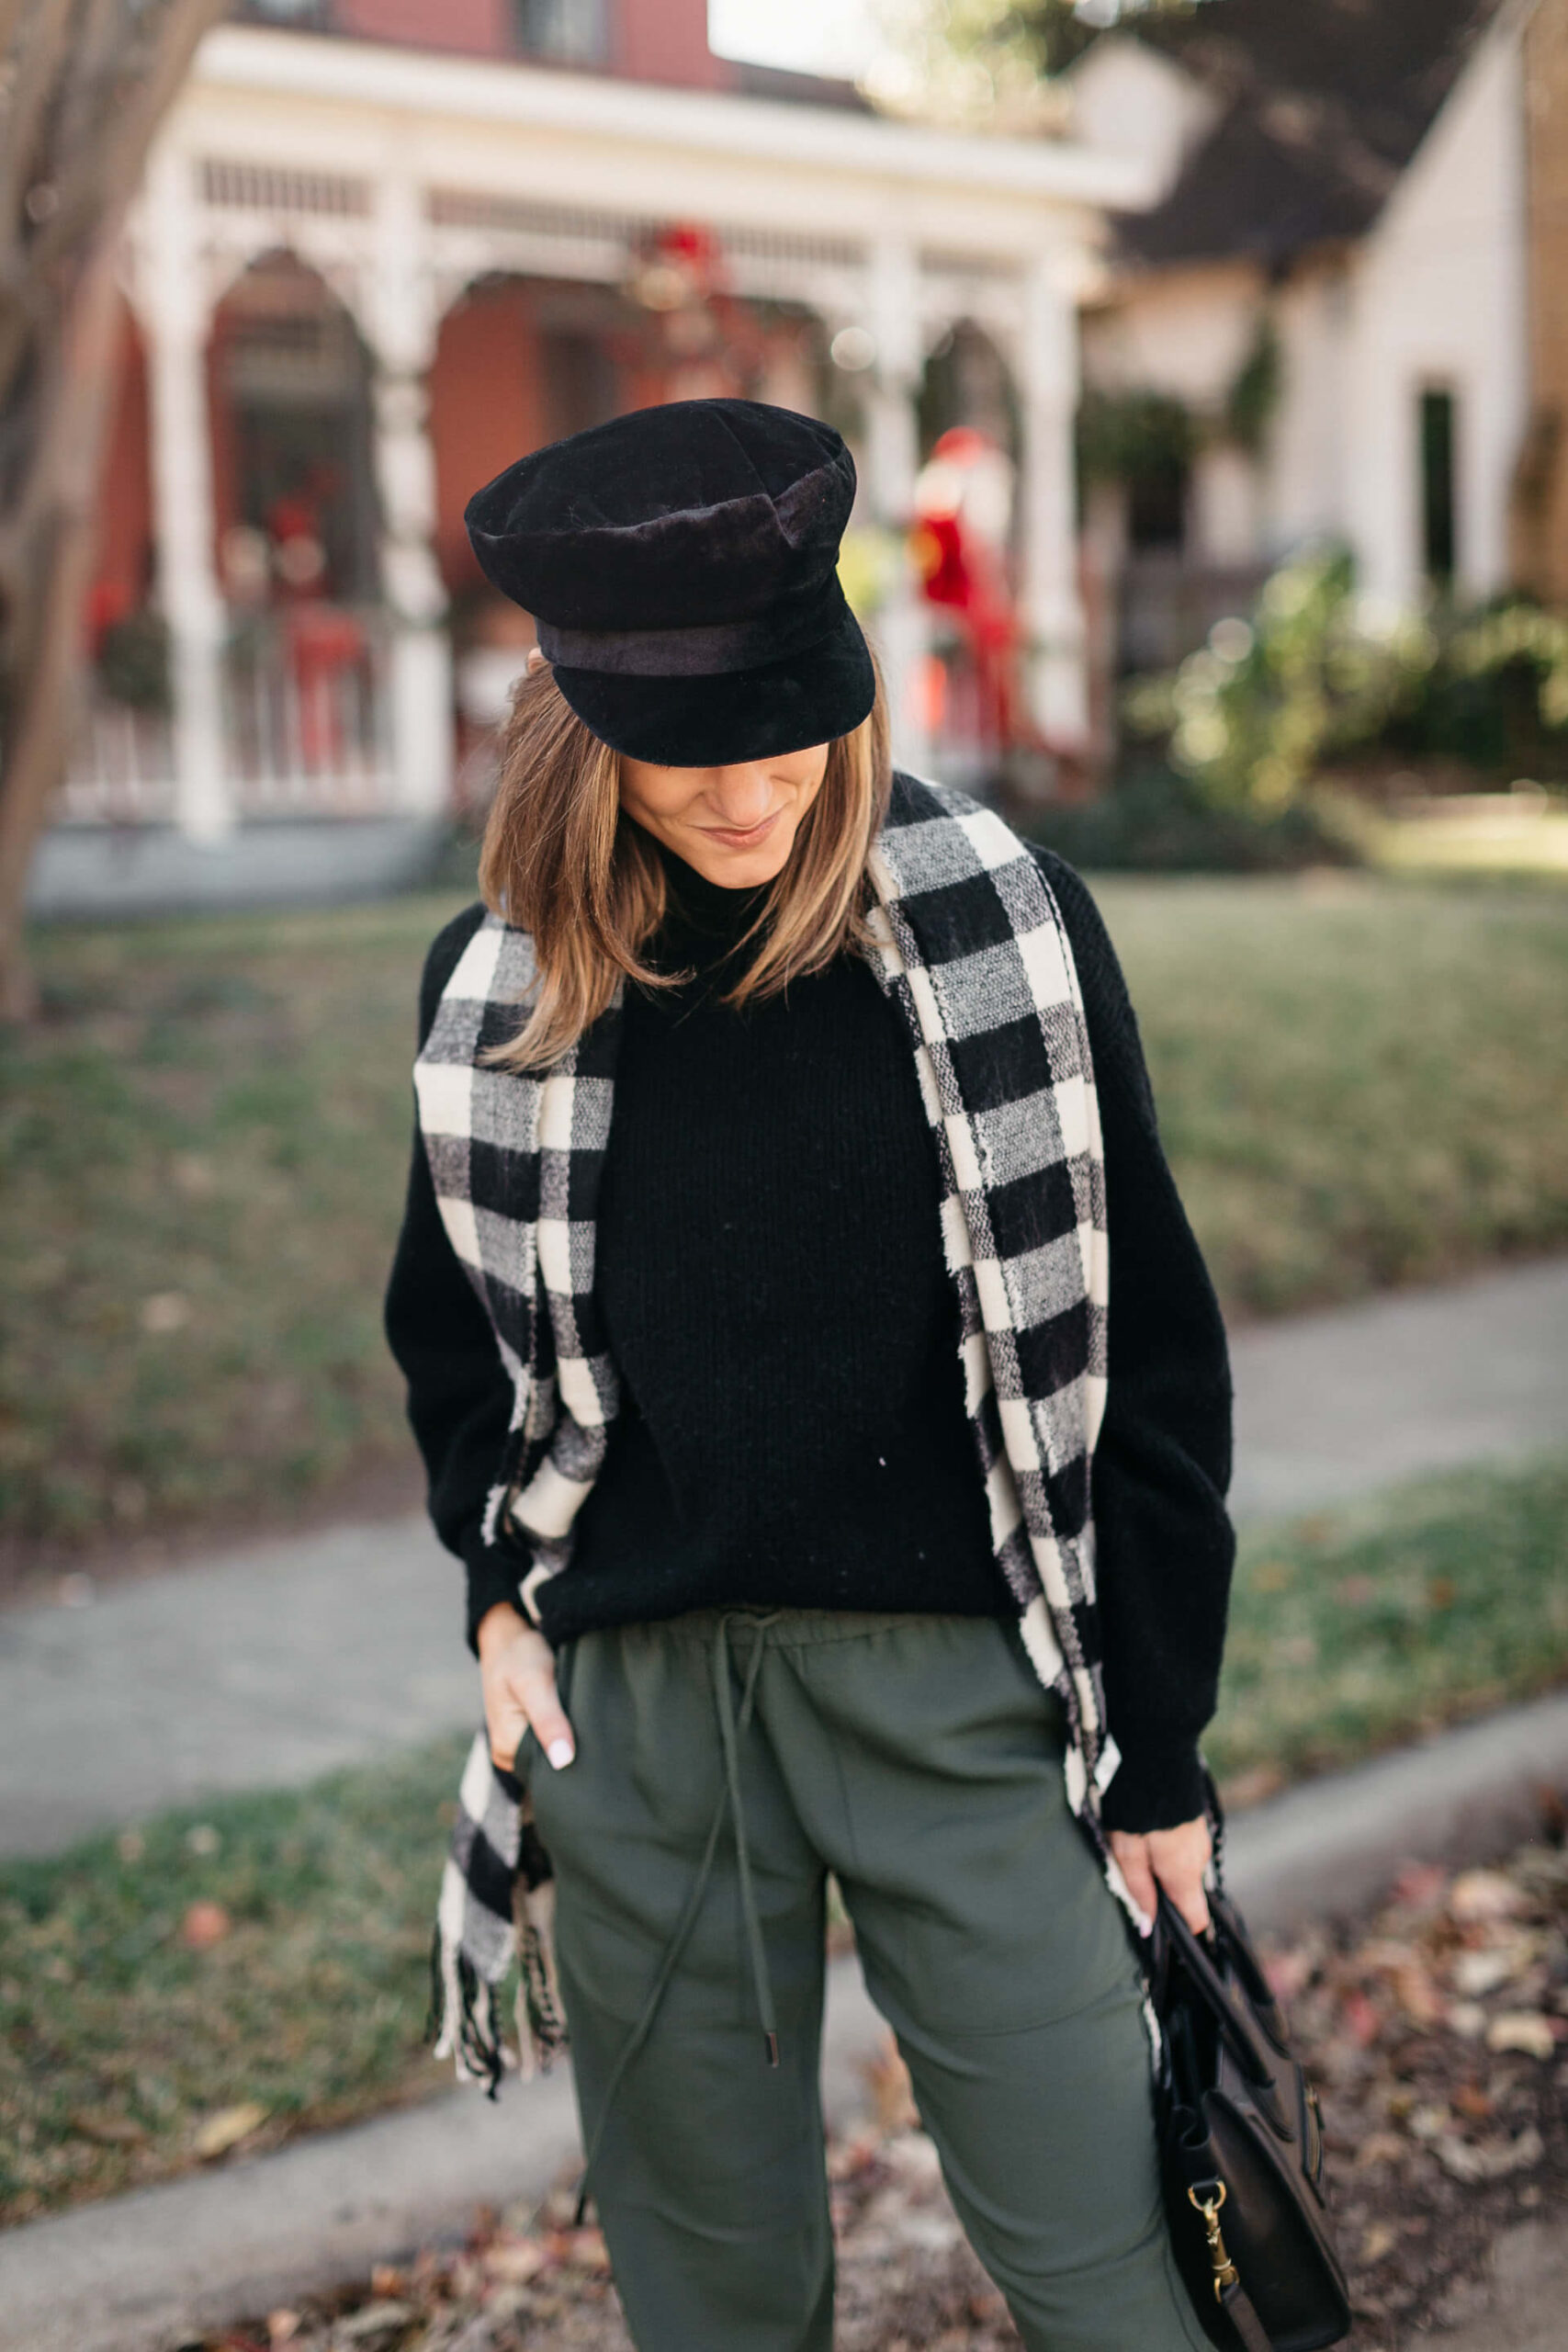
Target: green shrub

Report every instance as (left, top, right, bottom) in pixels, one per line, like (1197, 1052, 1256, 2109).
(1125, 546, 1568, 815)
(1025, 760, 1350, 873)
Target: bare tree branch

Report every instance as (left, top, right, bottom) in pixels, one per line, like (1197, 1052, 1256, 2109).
(0, 225, 121, 1016)
(0, 0, 228, 1015)
(0, 0, 81, 243)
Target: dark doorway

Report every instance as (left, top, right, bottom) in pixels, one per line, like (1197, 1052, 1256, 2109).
(1420, 386, 1457, 585)
(216, 255, 379, 605)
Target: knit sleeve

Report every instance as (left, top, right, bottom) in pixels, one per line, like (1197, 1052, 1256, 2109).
(382, 900, 533, 1655)
(1030, 846, 1236, 1833)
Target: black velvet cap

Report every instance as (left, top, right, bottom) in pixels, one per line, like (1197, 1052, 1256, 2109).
(463, 398, 876, 766)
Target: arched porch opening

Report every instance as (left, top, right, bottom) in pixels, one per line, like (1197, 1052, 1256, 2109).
(205, 250, 387, 809)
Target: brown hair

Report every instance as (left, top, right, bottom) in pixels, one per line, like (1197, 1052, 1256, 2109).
(477, 662, 892, 1070)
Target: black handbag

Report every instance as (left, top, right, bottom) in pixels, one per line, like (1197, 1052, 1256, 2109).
(1150, 1873, 1352, 2352)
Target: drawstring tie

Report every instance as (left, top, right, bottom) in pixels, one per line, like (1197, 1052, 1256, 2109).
(574, 1609, 783, 2222)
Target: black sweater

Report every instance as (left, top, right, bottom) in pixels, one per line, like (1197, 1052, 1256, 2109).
(383, 842, 1235, 1832)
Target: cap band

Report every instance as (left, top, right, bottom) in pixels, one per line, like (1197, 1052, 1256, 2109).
(538, 572, 847, 679)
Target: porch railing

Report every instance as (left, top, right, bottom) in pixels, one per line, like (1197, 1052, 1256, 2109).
(61, 603, 399, 826)
(227, 605, 393, 817)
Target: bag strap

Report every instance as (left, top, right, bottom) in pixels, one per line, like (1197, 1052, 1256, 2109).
(1202, 1758, 1227, 1894)
(1220, 2277, 1273, 2352)
(1156, 1893, 1281, 2094)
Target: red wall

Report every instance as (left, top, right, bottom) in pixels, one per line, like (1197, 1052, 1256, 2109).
(87, 300, 153, 639)
(429, 280, 549, 593)
(615, 0, 728, 86)
(323, 0, 728, 79)
(332, 0, 507, 54)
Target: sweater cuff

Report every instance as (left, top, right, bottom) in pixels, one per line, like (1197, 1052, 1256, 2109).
(1099, 1737, 1207, 1834)
(462, 1524, 530, 1657)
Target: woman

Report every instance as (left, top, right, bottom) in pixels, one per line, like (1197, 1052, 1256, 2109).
(385, 398, 1234, 2352)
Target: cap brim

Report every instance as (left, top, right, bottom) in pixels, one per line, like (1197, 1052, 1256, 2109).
(550, 605, 876, 767)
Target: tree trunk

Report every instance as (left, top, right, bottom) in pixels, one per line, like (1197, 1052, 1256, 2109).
(0, 230, 124, 1019)
(0, 0, 230, 1023)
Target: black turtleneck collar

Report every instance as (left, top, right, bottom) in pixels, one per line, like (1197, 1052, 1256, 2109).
(645, 830, 771, 976)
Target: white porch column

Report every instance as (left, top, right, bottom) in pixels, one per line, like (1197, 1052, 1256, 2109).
(366, 173, 451, 819)
(141, 148, 231, 842)
(1019, 256, 1089, 749)
(863, 238, 930, 775)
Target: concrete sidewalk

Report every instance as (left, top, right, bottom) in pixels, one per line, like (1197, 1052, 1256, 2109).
(1226, 1255, 1568, 1521)
(1, 1255, 1565, 1859)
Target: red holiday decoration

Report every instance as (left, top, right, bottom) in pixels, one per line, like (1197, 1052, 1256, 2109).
(912, 425, 1032, 752)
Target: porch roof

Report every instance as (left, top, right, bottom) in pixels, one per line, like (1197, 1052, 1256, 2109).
(184, 25, 1157, 253)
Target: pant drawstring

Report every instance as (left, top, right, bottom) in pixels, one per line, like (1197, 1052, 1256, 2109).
(712, 1611, 782, 2070)
(574, 1610, 784, 2224)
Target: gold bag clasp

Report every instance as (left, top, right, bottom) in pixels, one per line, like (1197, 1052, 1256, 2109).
(1188, 2180, 1241, 2301)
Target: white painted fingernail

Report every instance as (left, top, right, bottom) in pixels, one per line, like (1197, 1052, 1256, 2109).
(547, 1737, 575, 1770)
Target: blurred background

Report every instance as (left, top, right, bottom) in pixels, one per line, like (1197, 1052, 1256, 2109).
(1, 1, 1566, 2342)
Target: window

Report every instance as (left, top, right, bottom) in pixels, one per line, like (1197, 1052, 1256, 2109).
(1128, 461, 1188, 551)
(1420, 386, 1457, 585)
(514, 0, 606, 62)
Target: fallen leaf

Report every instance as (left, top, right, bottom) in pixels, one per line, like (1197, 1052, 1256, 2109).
(885, 2131, 943, 2186)
(483, 2239, 549, 2283)
(336, 2305, 415, 2342)
(1352, 2132, 1407, 2170)
(1341, 1988, 1382, 2047)
(1391, 1861, 1449, 1910)
(192, 2100, 269, 2159)
(179, 1900, 232, 1950)
(1360, 2223, 1396, 2263)
(1358, 1939, 1419, 1971)
(1447, 2000, 1486, 2039)
(1391, 1962, 1444, 2026)
(140, 1291, 189, 1334)
(369, 2265, 405, 2297)
(828, 2132, 883, 2188)
(862, 2033, 919, 2134)
(68, 2107, 148, 2146)
(265, 2317, 299, 2347)
(552, 2226, 609, 2270)
(1451, 1948, 1520, 1997)
(1433, 2125, 1543, 2183)
(1407, 2102, 1450, 2142)
(1452, 2082, 1494, 2121)
(1485, 2011, 1555, 2060)
(1262, 1946, 1314, 2006)
(171, 1152, 217, 1198)
(1449, 1869, 1523, 1924)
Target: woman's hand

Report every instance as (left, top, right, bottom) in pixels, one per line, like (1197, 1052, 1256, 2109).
(1108, 1817, 1212, 1938)
(476, 1602, 575, 1777)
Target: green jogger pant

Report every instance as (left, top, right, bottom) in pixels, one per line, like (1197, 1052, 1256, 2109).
(521, 1606, 1211, 2352)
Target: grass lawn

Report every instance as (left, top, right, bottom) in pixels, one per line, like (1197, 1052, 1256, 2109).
(3, 871, 1567, 1556)
(4, 1451, 1563, 2228)
(1095, 871, 1568, 1317)
(1, 892, 472, 1566)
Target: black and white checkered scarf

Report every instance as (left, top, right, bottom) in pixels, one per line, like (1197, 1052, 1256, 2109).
(414, 772, 1117, 2090)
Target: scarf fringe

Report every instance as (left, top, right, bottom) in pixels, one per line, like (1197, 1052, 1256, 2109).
(425, 1884, 570, 2096)
(514, 1873, 569, 2080)
(426, 1922, 512, 2098)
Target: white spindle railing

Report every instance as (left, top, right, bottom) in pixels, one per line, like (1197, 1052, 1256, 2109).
(62, 604, 400, 826)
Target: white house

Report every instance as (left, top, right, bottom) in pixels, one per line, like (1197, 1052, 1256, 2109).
(1067, 0, 1533, 672)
